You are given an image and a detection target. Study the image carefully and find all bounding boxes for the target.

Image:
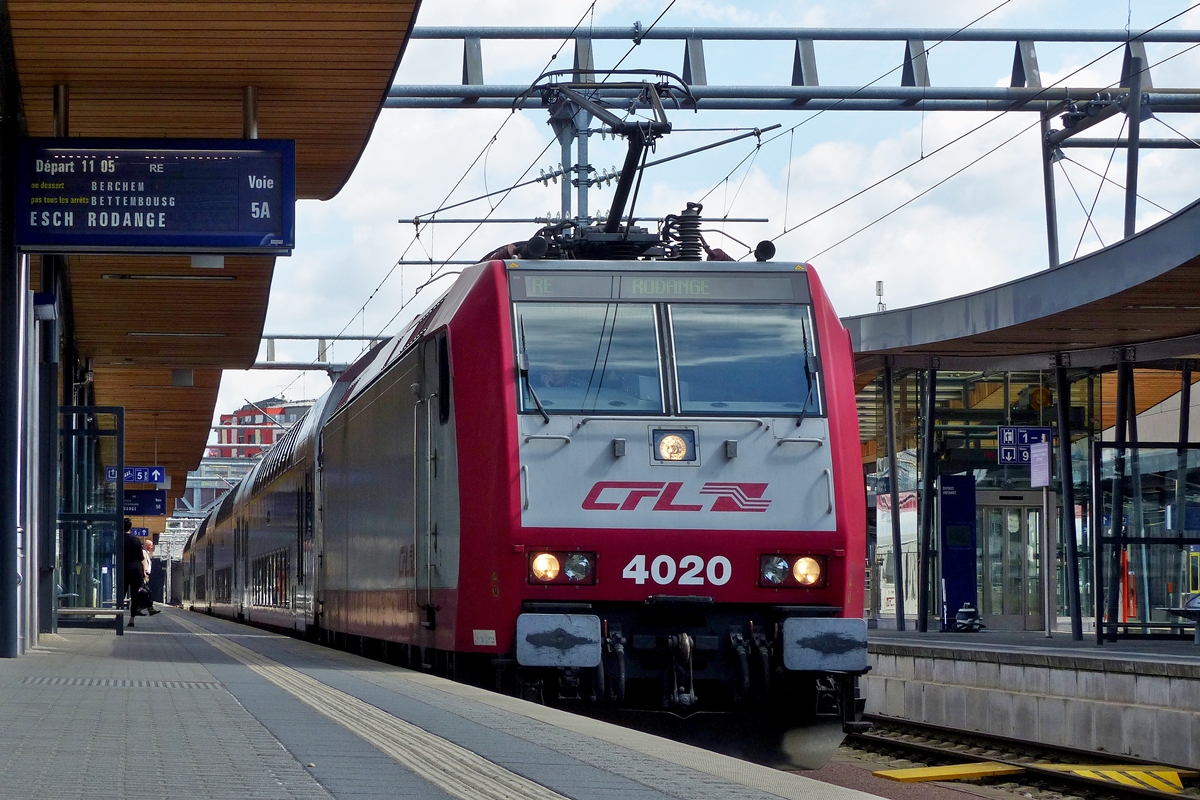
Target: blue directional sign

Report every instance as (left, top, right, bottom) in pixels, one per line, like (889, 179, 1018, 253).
(131, 527, 150, 537)
(105, 465, 166, 483)
(997, 426, 1052, 465)
(15, 138, 295, 254)
(124, 490, 166, 516)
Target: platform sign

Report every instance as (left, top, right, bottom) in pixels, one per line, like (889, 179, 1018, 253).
(131, 527, 150, 537)
(16, 138, 295, 254)
(997, 426, 1052, 465)
(123, 489, 166, 516)
(106, 465, 166, 483)
(1030, 441, 1051, 487)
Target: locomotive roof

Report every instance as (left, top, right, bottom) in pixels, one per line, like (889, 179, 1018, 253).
(504, 259, 810, 272)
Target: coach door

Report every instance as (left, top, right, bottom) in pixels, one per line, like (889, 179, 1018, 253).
(414, 335, 452, 631)
(976, 490, 1055, 631)
(297, 467, 314, 626)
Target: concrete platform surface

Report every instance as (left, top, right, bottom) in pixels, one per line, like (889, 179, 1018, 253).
(0, 609, 886, 800)
(865, 627, 1200, 767)
(869, 628, 1200, 674)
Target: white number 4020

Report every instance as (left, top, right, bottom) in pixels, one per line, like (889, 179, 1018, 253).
(622, 554, 731, 586)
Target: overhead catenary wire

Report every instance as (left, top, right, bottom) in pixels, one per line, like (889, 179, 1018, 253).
(767, 1, 1200, 255)
(802, 116, 1044, 263)
(1057, 154, 1171, 214)
(266, 1, 599, 401)
(1057, 159, 1107, 250)
(1072, 116, 1126, 260)
(371, 138, 558, 339)
(606, 0, 678, 76)
(699, 0, 1016, 209)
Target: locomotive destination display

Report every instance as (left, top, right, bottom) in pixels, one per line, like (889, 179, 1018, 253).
(16, 137, 295, 254)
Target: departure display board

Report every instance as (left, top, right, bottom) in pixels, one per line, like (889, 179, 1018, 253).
(16, 138, 295, 254)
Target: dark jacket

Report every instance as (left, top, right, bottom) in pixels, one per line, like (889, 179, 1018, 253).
(123, 533, 146, 582)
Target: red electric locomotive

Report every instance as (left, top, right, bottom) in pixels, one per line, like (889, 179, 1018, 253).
(183, 226, 868, 734)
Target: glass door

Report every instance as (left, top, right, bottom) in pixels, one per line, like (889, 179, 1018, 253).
(977, 491, 1052, 630)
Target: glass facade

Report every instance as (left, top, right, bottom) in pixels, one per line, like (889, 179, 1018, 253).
(863, 369, 1103, 631)
(58, 409, 124, 611)
(1093, 442, 1200, 639)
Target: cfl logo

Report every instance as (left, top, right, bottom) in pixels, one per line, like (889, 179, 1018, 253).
(582, 481, 771, 512)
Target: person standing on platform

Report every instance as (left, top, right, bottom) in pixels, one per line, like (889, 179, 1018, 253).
(122, 519, 146, 627)
(140, 538, 160, 617)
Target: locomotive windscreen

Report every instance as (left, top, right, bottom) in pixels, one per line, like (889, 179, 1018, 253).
(670, 304, 821, 415)
(516, 302, 664, 413)
(511, 268, 822, 417)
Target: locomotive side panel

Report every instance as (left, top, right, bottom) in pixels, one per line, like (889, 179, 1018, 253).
(444, 261, 523, 653)
(807, 267, 868, 618)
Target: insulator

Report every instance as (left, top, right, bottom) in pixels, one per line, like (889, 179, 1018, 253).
(677, 201, 704, 261)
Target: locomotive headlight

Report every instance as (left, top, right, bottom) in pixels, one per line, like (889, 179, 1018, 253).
(563, 552, 593, 582)
(657, 434, 689, 461)
(530, 552, 561, 582)
(760, 555, 789, 585)
(792, 556, 822, 586)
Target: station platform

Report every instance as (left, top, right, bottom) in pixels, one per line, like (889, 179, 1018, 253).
(864, 628, 1200, 769)
(0, 609, 884, 800)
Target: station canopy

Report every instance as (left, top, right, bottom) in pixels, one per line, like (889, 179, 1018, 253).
(844, 196, 1200, 374)
(9, 1, 419, 517)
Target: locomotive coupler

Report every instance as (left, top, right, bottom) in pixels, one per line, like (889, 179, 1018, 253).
(729, 629, 750, 700)
(750, 625, 772, 697)
(605, 629, 626, 702)
(664, 632, 697, 709)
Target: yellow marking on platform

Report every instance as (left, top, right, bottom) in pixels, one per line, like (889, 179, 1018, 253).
(873, 763, 1027, 782)
(1127, 770, 1183, 792)
(1102, 770, 1150, 788)
(1036, 765, 1190, 793)
(1073, 769, 1107, 782)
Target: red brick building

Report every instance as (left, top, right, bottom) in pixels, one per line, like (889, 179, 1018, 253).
(207, 398, 314, 459)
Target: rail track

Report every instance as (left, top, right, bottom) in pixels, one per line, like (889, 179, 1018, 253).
(842, 715, 1200, 800)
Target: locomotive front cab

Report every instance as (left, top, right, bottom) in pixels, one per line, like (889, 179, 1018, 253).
(506, 261, 867, 728)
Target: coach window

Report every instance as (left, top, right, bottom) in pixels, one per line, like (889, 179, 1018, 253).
(515, 303, 663, 413)
(669, 304, 822, 415)
(437, 334, 451, 424)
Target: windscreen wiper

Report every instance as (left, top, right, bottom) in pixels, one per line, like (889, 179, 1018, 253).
(796, 324, 817, 428)
(517, 315, 550, 424)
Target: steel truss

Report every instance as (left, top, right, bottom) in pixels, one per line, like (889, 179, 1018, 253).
(390, 26, 1200, 268)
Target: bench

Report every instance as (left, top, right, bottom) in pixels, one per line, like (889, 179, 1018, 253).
(1162, 594, 1200, 645)
(57, 607, 126, 635)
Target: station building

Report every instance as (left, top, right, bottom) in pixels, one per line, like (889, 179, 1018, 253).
(849, 198, 1200, 641)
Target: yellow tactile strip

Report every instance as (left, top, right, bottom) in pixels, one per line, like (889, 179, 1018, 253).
(173, 614, 568, 800)
(393, 672, 865, 800)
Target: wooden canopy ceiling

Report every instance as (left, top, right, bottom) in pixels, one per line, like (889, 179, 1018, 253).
(8, 1, 420, 522)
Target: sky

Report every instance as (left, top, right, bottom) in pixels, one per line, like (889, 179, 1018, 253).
(209, 0, 1200, 440)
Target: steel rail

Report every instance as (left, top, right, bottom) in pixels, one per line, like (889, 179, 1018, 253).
(410, 26, 1200, 43)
